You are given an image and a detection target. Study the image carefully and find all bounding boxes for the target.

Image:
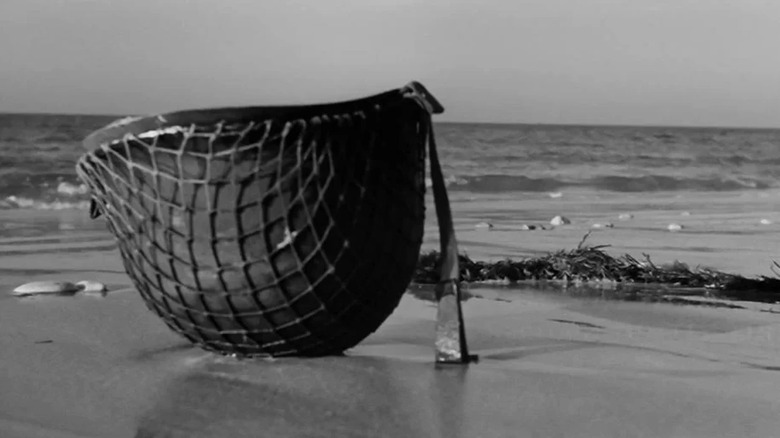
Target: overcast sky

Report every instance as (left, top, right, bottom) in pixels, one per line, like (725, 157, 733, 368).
(2, 0, 780, 127)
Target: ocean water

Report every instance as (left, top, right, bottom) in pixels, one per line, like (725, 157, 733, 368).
(1, 113, 780, 210)
(435, 122, 780, 193)
(0, 113, 115, 209)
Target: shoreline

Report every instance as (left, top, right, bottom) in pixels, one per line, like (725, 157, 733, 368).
(2, 187, 779, 305)
(425, 189, 780, 278)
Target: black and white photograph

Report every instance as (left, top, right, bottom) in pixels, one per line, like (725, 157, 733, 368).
(1, 1, 779, 437)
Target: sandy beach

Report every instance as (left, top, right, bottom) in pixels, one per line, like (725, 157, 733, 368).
(1, 189, 779, 437)
(439, 189, 780, 277)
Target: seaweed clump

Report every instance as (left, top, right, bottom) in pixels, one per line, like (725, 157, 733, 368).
(413, 235, 780, 304)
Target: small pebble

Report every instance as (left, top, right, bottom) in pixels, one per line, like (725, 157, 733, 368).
(519, 224, 537, 231)
(760, 219, 772, 225)
(12, 281, 80, 296)
(475, 221, 494, 231)
(76, 280, 108, 293)
(618, 213, 634, 221)
(667, 223, 683, 232)
(592, 223, 614, 229)
(681, 211, 691, 216)
(548, 192, 563, 199)
(550, 215, 571, 226)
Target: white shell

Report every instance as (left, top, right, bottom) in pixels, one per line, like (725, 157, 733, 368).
(548, 192, 563, 199)
(667, 223, 683, 232)
(76, 280, 108, 293)
(759, 218, 772, 225)
(550, 215, 571, 226)
(475, 221, 494, 231)
(618, 213, 633, 220)
(592, 223, 614, 229)
(12, 281, 80, 296)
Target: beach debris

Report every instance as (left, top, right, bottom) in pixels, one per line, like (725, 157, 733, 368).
(5, 195, 34, 208)
(76, 280, 108, 294)
(550, 215, 571, 226)
(591, 223, 614, 229)
(681, 211, 691, 216)
(617, 213, 633, 221)
(667, 223, 683, 232)
(548, 192, 563, 199)
(413, 247, 780, 305)
(11, 281, 80, 296)
(519, 224, 537, 231)
(475, 221, 494, 231)
(56, 182, 89, 196)
(549, 318, 606, 329)
(760, 219, 772, 225)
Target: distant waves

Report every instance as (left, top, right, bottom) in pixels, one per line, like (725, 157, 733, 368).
(3, 171, 775, 211)
(442, 174, 774, 193)
(0, 174, 91, 210)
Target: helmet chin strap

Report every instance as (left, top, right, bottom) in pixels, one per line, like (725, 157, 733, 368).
(427, 117, 477, 365)
(405, 81, 477, 364)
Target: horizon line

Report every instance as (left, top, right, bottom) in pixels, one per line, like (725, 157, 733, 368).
(1, 110, 778, 131)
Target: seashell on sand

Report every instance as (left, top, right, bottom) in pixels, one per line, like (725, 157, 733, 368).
(11, 281, 80, 296)
(475, 221, 494, 231)
(76, 280, 108, 294)
(667, 223, 683, 232)
(550, 215, 571, 226)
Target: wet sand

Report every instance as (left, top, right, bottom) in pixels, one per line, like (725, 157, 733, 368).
(437, 189, 780, 277)
(1, 190, 780, 437)
(2, 282, 780, 437)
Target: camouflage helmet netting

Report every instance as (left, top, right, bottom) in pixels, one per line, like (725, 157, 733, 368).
(76, 94, 430, 357)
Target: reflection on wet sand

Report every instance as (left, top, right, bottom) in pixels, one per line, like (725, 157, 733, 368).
(135, 356, 469, 438)
(134, 316, 780, 438)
